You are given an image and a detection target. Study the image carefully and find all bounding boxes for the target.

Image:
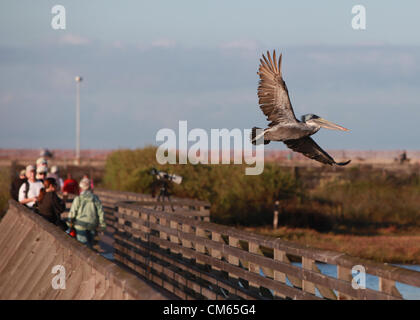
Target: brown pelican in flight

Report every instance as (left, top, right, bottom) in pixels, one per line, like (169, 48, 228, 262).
(251, 50, 351, 166)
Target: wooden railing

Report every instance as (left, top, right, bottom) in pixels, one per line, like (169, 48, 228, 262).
(110, 201, 420, 300)
(95, 188, 210, 210)
(63, 189, 210, 235)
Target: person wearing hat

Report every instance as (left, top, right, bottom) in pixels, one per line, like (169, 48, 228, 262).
(10, 169, 27, 201)
(36, 166, 48, 182)
(47, 165, 64, 192)
(18, 165, 44, 208)
(67, 178, 106, 248)
(35, 157, 47, 178)
(36, 157, 48, 168)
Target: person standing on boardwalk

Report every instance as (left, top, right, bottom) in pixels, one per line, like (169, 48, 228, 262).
(36, 157, 48, 180)
(67, 178, 106, 248)
(18, 165, 43, 208)
(36, 166, 48, 183)
(82, 173, 94, 192)
(10, 169, 27, 201)
(35, 178, 67, 230)
(47, 166, 64, 191)
(62, 173, 79, 196)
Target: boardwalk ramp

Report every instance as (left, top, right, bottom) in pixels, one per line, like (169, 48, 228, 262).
(0, 200, 170, 300)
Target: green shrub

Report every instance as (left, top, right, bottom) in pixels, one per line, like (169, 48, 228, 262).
(313, 168, 420, 228)
(103, 147, 298, 226)
(103, 148, 420, 231)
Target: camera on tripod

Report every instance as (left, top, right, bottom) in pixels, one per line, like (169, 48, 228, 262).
(149, 168, 183, 185)
(149, 168, 183, 211)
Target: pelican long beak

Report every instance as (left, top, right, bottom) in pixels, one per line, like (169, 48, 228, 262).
(312, 118, 349, 131)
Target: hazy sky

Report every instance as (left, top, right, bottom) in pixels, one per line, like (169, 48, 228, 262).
(1, 1, 420, 150)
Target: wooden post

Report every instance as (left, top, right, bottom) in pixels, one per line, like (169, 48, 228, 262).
(248, 242, 260, 292)
(169, 220, 180, 254)
(302, 257, 316, 295)
(182, 223, 193, 259)
(140, 211, 149, 242)
(379, 278, 402, 299)
(117, 207, 125, 234)
(211, 231, 222, 273)
(228, 236, 240, 285)
(159, 216, 168, 250)
(204, 207, 210, 222)
(273, 249, 287, 299)
(149, 214, 158, 254)
(273, 200, 279, 229)
(149, 214, 157, 227)
(130, 209, 140, 238)
(337, 265, 353, 300)
(195, 227, 206, 268)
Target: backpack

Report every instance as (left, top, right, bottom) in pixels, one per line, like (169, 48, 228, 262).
(23, 180, 30, 199)
(73, 193, 99, 230)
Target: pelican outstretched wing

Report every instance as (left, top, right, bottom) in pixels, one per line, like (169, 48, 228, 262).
(284, 137, 351, 166)
(257, 50, 298, 127)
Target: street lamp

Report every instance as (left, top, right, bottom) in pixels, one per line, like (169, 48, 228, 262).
(75, 76, 83, 165)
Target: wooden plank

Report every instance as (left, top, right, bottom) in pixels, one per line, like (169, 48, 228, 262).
(11, 232, 53, 299)
(0, 217, 34, 276)
(0, 227, 41, 295)
(93, 268, 108, 299)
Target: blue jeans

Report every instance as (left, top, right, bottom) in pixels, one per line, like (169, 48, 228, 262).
(75, 228, 96, 248)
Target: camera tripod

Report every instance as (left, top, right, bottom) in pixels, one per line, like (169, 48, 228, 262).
(154, 179, 175, 212)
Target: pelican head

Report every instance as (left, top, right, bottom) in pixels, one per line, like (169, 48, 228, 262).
(301, 114, 349, 131)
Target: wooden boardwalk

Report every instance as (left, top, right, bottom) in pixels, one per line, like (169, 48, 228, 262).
(97, 189, 420, 300)
(1, 189, 419, 300)
(0, 201, 170, 300)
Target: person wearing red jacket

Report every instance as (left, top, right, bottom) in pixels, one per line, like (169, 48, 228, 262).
(62, 173, 79, 195)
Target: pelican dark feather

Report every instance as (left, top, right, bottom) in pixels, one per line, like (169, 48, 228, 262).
(251, 50, 351, 166)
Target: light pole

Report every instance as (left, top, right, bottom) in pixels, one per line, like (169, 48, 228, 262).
(75, 76, 83, 165)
